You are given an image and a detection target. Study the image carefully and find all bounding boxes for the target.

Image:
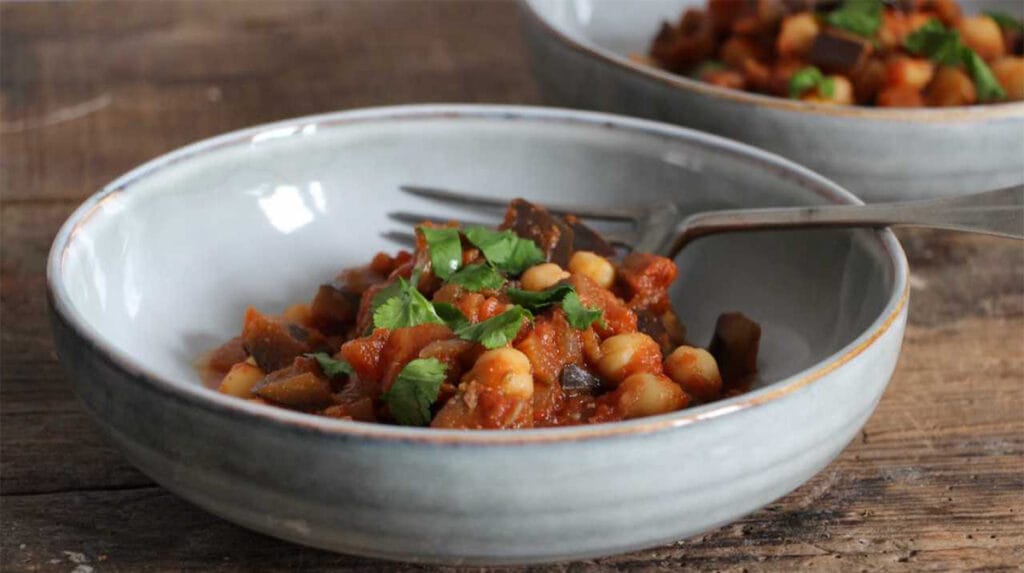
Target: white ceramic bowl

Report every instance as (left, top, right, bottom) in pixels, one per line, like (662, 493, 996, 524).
(521, 0, 1024, 202)
(48, 105, 908, 565)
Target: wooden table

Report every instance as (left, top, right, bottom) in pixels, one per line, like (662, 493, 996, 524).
(2, 2, 1021, 571)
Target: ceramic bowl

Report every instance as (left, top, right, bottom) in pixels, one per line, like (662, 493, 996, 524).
(48, 105, 908, 565)
(520, 0, 1024, 202)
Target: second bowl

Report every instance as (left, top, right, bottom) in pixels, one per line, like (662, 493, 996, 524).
(521, 0, 1024, 201)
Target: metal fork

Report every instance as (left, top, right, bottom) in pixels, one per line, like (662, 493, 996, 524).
(386, 184, 1024, 258)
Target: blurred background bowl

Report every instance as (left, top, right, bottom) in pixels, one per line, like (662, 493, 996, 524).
(521, 0, 1024, 202)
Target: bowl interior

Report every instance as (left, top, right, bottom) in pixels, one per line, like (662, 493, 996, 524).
(55, 108, 899, 404)
(526, 0, 1024, 69)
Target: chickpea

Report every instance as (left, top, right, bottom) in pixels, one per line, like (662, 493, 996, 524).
(569, 251, 616, 289)
(776, 13, 820, 59)
(956, 16, 1005, 62)
(520, 263, 569, 292)
(664, 346, 722, 402)
(877, 85, 924, 107)
(596, 332, 662, 386)
(925, 66, 976, 107)
(802, 76, 854, 105)
(929, 0, 961, 26)
(885, 57, 935, 90)
(469, 347, 534, 399)
(219, 362, 265, 398)
(613, 373, 689, 419)
(991, 57, 1024, 101)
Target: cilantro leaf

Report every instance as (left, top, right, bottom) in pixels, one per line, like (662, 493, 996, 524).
(789, 66, 833, 98)
(448, 263, 506, 291)
(818, 76, 836, 98)
(418, 226, 462, 280)
(904, 19, 1006, 102)
(962, 48, 1007, 102)
(432, 302, 470, 331)
(368, 280, 402, 318)
(985, 11, 1024, 33)
(561, 291, 605, 330)
(463, 227, 545, 275)
(507, 284, 604, 330)
(455, 306, 533, 349)
(904, 19, 963, 65)
(373, 276, 444, 329)
(507, 284, 575, 313)
(306, 352, 354, 378)
(826, 0, 882, 37)
(506, 239, 547, 274)
(381, 358, 447, 426)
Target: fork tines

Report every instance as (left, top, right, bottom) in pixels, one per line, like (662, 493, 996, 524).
(382, 184, 641, 248)
(400, 185, 640, 221)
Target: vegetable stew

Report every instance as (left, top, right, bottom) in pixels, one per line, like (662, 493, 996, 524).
(198, 200, 761, 429)
(643, 0, 1024, 106)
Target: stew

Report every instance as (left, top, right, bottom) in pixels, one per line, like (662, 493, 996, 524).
(198, 199, 761, 429)
(643, 0, 1024, 106)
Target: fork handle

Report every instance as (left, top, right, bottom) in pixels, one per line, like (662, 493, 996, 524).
(669, 185, 1024, 258)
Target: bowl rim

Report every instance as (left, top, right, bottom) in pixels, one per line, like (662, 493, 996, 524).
(519, 0, 1024, 122)
(47, 103, 910, 445)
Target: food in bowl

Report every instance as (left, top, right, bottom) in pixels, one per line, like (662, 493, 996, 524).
(645, 0, 1024, 106)
(199, 199, 761, 429)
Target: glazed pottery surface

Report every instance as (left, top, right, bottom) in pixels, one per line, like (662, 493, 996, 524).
(521, 0, 1024, 201)
(49, 105, 908, 564)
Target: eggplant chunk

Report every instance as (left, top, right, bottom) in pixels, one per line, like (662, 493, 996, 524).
(254, 372, 334, 409)
(562, 214, 615, 257)
(708, 312, 761, 386)
(810, 30, 873, 74)
(242, 307, 323, 372)
(560, 364, 604, 394)
(500, 198, 575, 267)
(500, 198, 618, 265)
(636, 309, 670, 352)
(309, 283, 360, 334)
(636, 308, 688, 355)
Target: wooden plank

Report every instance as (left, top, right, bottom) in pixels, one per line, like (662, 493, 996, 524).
(2, 0, 1022, 571)
(2, 200, 1022, 569)
(1, 0, 538, 202)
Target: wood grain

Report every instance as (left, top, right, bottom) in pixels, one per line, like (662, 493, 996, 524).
(2, 1, 1022, 571)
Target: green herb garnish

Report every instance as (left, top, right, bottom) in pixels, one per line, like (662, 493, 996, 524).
(507, 284, 605, 330)
(381, 358, 447, 426)
(463, 227, 545, 275)
(985, 11, 1024, 33)
(963, 48, 1007, 102)
(789, 66, 835, 98)
(306, 352, 354, 378)
(454, 306, 533, 349)
(904, 19, 964, 65)
(826, 0, 883, 37)
(367, 280, 402, 321)
(904, 19, 1006, 101)
(507, 284, 575, 312)
(418, 226, 462, 280)
(561, 291, 606, 330)
(432, 302, 471, 331)
(447, 263, 506, 291)
(373, 275, 444, 329)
